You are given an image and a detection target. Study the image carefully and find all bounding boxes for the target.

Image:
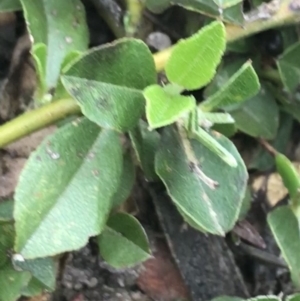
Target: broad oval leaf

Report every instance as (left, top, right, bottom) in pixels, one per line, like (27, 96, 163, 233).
(63, 39, 156, 90)
(62, 39, 156, 132)
(14, 118, 123, 259)
(227, 87, 279, 140)
(145, 84, 196, 129)
(63, 77, 145, 132)
(20, 0, 88, 89)
(200, 61, 260, 112)
(165, 21, 226, 91)
(277, 41, 300, 93)
(155, 126, 248, 235)
(98, 212, 150, 268)
(0, 262, 31, 301)
(267, 206, 300, 288)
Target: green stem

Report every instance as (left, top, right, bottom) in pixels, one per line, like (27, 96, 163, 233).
(0, 98, 80, 147)
(0, 0, 299, 148)
(259, 68, 282, 86)
(154, 0, 300, 71)
(124, 0, 145, 37)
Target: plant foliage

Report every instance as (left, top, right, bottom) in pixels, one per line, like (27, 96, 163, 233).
(1, 0, 300, 300)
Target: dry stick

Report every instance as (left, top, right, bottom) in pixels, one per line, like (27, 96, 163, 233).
(259, 138, 278, 157)
(0, 0, 299, 148)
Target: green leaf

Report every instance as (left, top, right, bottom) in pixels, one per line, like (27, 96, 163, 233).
(63, 77, 145, 132)
(98, 212, 150, 268)
(20, 0, 88, 90)
(0, 200, 14, 222)
(0, 0, 21, 11)
(191, 127, 237, 167)
(277, 41, 300, 93)
(61, 50, 83, 73)
(226, 38, 253, 54)
(227, 87, 279, 139)
(287, 294, 300, 301)
(155, 126, 248, 235)
(165, 21, 226, 91)
(62, 39, 156, 132)
(200, 61, 260, 111)
(111, 151, 136, 208)
(211, 297, 244, 301)
(282, 102, 300, 123)
(145, 0, 243, 24)
(198, 111, 235, 125)
(53, 50, 84, 101)
(32, 43, 47, 100)
(129, 120, 160, 181)
(212, 123, 237, 138)
(0, 222, 15, 267)
(213, 0, 242, 8)
(13, 257, 56, 290)
(247, 298, 280, 301)
(204, 58, 245, 98)
(63, 39, 156, 90)
(188, 110, 237, 166)
(281, 26, 299, 50)
(239, 187, 251, 220)
(145, 0, 169, 13)
(0, 262, 31, 301)
(22, 278, 46, 297)
(145, 84, 196, 129)
(249, 112, 293, 171)
(14, 118, 123, 259)
(267, 206, 300, 288)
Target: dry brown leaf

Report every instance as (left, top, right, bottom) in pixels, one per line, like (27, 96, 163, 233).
(137, 238, 190, 301)
(251, 162, 300, 207)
